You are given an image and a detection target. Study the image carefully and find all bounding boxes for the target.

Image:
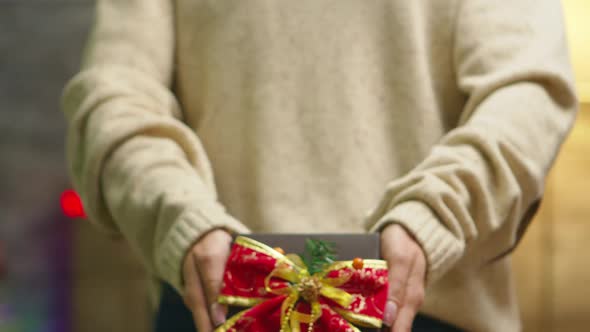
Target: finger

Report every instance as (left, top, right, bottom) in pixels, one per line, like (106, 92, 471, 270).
(196, 249, 230, 326)
(384, 261, 410, 328)
(392, 305, 418, 332)
(393, 252, 426, 332)
(183, 256, 214, 332)
(381, 227, 413, 327)
(406, 251, 426, 310)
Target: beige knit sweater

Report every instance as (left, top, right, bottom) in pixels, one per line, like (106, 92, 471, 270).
(61, 1, 577, 331)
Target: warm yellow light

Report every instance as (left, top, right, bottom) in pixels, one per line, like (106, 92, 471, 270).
(563, 0, 590, 103)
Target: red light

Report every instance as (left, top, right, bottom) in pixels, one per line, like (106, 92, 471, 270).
(60, 189, 86, 218)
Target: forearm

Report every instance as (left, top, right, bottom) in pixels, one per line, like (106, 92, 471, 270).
(365, 0, 578, 283)
(61, 0, 250, 291)
(102, 134, 249, 291)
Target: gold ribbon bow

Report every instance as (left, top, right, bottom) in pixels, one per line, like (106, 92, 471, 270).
(265, 253, 355, 332)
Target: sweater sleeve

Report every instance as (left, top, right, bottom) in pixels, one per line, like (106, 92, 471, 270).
(61, 0, 249, 293)
(364, 0, 578, 284)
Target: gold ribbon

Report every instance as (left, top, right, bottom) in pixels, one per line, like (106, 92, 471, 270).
(263, 249, 355, 332)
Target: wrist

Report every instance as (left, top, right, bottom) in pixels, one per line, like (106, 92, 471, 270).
(372, 201, 464, 284)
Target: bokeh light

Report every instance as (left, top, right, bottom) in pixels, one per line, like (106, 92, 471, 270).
(60, 189, 86, 219)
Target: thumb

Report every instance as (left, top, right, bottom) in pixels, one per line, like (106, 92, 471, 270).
(195, 229, 233, 326)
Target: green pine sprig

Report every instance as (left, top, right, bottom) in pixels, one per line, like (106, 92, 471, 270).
(301, 238, 337, 275)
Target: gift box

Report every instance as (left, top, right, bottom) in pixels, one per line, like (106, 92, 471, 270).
(216, 234, 389, 332)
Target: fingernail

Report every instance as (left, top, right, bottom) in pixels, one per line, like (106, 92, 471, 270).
(383, 300, 398, 326)
(211, 303, 227, 326)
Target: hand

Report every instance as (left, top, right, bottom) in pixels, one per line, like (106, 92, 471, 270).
(380, 224, 427, 332)
(182, 228, 233, 332)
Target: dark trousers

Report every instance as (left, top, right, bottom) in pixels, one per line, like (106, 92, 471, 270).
(155, 283, 463, 332)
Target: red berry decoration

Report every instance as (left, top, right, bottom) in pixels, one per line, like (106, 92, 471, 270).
(352, 257, 364, 270)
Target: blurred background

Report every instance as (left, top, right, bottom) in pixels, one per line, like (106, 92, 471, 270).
(0, 0, 588, 331)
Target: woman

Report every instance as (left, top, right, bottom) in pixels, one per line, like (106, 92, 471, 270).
(61, 1, 577, 331)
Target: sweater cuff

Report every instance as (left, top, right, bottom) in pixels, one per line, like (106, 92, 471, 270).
(368, 201, 464, 284)
(155, 204, 251, 294)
